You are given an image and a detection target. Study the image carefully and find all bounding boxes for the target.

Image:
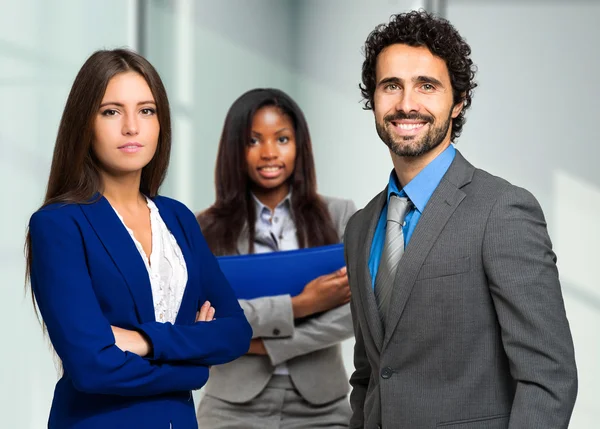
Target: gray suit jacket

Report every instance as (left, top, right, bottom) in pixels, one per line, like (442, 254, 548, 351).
(344, 151, 577, 429)
(199, 195, 357, 405)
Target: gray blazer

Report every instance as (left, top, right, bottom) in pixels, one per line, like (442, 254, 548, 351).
(344, 151, 577, 429)
(199, 195, 357, 405)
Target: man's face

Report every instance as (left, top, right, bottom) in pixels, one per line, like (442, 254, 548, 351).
(373, 44, 463, 158)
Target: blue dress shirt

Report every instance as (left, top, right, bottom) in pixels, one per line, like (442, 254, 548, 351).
(368, 145, 456, 288)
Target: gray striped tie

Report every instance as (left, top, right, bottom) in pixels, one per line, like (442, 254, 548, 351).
(375, 195, 412, 323)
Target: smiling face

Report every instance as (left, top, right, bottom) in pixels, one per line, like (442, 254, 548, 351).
(92, 71, 160, 178)
(373, 43, 463, 158)
(245, 105, 297, 201)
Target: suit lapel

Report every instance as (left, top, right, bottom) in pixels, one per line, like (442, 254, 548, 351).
(382, 151, 473, 350)
(355, 189, 387, 352)
(79, 195, 155, 323)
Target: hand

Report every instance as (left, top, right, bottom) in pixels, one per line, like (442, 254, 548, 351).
(292, 267, 350, 319)
(246, 338, 267, 355)
(196, 300, 216, 322)
(111, 326, 150, 357)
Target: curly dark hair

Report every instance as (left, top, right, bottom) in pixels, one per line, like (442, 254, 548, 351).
(360, 10, 477, 142)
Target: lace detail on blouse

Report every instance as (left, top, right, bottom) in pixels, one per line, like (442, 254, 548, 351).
(112, 197, 188, 324)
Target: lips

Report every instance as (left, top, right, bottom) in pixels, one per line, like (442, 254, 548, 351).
(118, 142, 143, 153)
(257, 165, 284, 179)
(389, 120, 425, 135)
(118, 142, 143, 149)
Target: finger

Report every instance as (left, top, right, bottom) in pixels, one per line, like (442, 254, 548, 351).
(334, 276, 350, 290)
(325, 267, 346, 279)
(207, 307, 216, 321)
(198, 301, 211, 322)
(195, 311, 201, 322)
(206, 307, 215, 321)
(323, 274, 345, 286)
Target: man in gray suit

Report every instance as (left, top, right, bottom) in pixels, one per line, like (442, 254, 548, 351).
(344, 10, 578, 429)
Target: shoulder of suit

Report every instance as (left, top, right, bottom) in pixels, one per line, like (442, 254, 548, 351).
(29, 201, 84, 233)
(34, 201, 80, 215)
(153, 195, 189, 213)
(469, 167, 533, 198)
(153, 195, 197, 224)
(31, 200, 87, 223)
(320, 194, 355, 212)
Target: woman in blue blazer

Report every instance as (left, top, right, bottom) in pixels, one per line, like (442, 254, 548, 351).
(25, 49, 252, 429)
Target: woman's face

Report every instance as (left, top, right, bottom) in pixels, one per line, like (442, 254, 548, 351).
(246, 106, 297, 194)
(92, 71, 159, 178)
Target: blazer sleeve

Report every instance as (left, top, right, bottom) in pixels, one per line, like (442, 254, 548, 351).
(29, 210, 210, 396)
(260, 197, 358, 363)
(137, 205, 253, 366)
(482, 186, 578, 428)
(238, 295, 295, 339)
(262, 303, 353, 366)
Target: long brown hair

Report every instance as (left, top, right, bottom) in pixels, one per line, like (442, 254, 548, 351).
(25, 48, 172, 313)
(198, 88, 338, 255)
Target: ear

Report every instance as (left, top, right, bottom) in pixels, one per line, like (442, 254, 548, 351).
(451, 94, 466, 118)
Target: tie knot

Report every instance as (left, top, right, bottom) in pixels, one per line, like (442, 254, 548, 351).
(387, 195, 411, 224)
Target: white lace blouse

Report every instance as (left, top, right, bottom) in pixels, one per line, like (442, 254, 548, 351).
(112, 197, 188, 324)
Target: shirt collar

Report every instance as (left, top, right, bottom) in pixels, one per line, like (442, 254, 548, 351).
(251, 191, 293, 221)
(387, 144, 456, 213)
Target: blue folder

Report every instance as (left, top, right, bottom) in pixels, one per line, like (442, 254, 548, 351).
(216, 243, 346, 300)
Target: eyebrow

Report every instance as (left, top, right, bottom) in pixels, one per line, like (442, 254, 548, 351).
(99, 100, 156, 108)
(378, 75, 445, 88)
(251, 127, 292, 136)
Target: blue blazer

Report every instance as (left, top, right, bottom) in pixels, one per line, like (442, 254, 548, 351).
(28, 195, 252, 429)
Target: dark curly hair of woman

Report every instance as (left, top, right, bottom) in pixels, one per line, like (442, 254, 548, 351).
(360, 10, 477, 142)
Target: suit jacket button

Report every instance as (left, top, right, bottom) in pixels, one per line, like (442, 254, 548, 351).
(381, 367, 393, 379)
(273, 328, 280, 336)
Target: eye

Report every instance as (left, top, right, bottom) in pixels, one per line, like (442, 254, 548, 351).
(249, 137, 259, 146)
(101, 109, 118, 116)
(385, 83, 400, 91)
(421, 83, 435, 91)
(278, 136, 290, 144)
(141, 108, 156, 115)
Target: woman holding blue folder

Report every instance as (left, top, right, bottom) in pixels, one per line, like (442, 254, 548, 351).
(25, 49, 252, 429)
(196, 88, 357, 428)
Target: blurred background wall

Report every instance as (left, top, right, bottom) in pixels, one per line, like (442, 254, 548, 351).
(1, 0, 598, 427)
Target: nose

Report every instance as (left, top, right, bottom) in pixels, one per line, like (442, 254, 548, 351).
(395, 89, 420, 114)
(259, 141, 278, 160)
(122, 113, 139, 136)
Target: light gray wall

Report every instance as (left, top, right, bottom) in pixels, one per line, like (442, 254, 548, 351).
(145, 0, 299, 212)
(0, 1, 136, 427)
